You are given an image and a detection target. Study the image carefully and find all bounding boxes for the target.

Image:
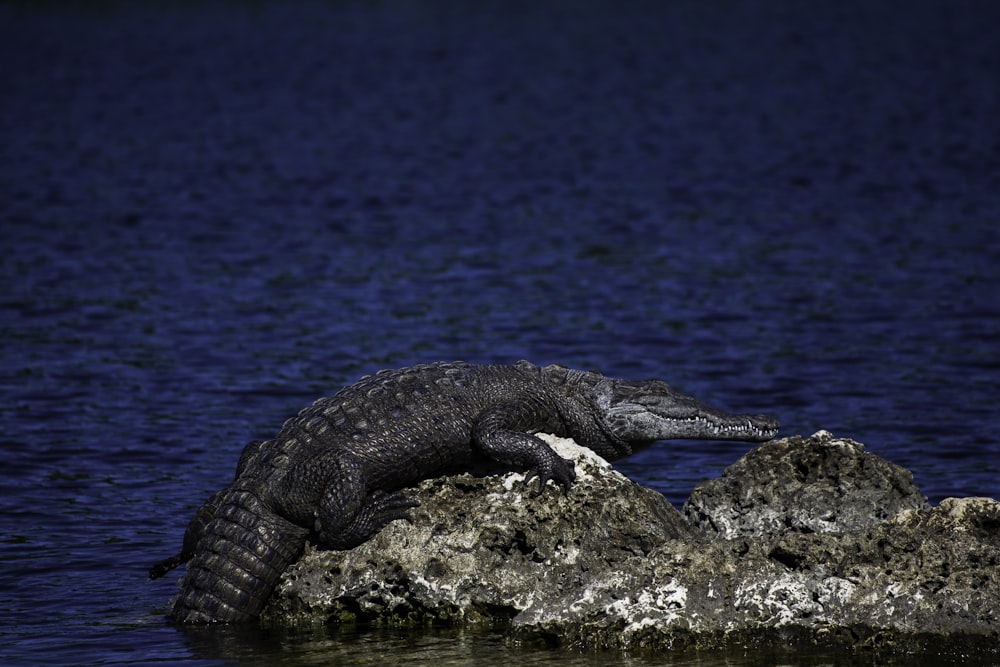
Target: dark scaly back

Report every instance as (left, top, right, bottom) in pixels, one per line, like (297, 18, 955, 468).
(272, 362, 479, 466)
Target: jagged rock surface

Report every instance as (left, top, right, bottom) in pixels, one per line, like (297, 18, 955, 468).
(682, 430, 930, 538)
(263, 433, 1000, 655)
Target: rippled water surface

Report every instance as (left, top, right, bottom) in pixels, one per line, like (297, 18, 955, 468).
(2, 1, 998, 665)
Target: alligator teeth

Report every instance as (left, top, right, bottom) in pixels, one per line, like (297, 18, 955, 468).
(680, 415, 772, 436)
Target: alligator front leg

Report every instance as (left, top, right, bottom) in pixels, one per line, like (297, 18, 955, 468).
(472, 402, 576, 494)
(167, 487, 309, 623)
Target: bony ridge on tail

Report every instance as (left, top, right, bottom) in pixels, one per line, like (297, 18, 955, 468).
(151, 360, 779, 622)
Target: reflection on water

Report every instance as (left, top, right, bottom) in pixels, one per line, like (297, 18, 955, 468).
(170, 622, 998, 667)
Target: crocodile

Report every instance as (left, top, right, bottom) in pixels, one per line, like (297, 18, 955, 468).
(150, 360, 779, 623)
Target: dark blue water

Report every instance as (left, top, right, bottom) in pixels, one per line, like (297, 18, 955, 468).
(2, 1, 998, 665)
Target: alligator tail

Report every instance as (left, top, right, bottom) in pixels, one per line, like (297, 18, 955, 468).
(150, 488, 229, 581)
(166, 487, 309, 623)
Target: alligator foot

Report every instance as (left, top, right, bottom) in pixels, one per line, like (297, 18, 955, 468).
(525, 455, 576, 496)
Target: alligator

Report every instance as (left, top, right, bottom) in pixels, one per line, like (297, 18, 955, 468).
(150, 360, 779, 623)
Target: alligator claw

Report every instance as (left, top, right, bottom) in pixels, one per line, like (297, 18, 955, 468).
(525, 457, 576, 496)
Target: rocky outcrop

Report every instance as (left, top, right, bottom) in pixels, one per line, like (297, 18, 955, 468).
(262, 432, 1000, 656)
(683, 432, 930, 537)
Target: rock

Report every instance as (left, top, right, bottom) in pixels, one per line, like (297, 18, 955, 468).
(683, 430, 929, 538)
(262, 432, 1000, 655)
(512, 495, 1000, 648)
(756, 496, 1000, 636)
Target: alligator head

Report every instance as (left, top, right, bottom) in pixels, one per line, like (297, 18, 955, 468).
(526, 361, 779, 457)
(597, 376, 779, 444)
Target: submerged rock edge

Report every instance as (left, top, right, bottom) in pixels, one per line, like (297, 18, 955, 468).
(262, 433, 1000, 653)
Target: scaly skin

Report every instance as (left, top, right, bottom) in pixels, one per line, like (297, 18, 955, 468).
(151, 361, 779, 622)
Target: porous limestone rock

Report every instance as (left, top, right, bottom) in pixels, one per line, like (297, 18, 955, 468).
(514, 495, 1000, 652)
(682, 430, 930, 538)
(262, 432, 1000, 657)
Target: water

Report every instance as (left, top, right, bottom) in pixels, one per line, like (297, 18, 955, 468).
(1, 1, 998, 665)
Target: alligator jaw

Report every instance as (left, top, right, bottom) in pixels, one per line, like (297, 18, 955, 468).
(648, 412, 780, 441)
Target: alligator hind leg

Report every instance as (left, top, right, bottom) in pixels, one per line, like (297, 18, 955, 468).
(313, 458, 418, 550)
